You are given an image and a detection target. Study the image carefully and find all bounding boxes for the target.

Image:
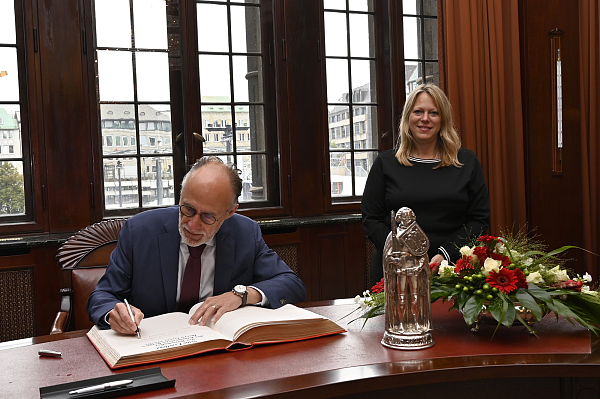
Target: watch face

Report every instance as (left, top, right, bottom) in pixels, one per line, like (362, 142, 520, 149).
(234, 285, 246, 294)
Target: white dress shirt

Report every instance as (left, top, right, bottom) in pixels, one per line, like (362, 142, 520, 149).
(177, 236, 267, 307)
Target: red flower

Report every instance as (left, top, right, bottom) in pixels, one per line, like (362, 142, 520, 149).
(473, 246, 489, 264)
(490, 252, 512, 268)
(477, 235, 499, 243)
(371, 278, 385, 293)
(554, 279, 584, 292)
(513, 268, 528, 289)
(486, 268, 518, 293)
(454, 256, 475, 274)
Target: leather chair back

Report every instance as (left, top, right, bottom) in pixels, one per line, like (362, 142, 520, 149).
(52, 219, 125, 333)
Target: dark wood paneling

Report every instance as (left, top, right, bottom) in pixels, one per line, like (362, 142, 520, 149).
(520, 1, 586, 274)
(314, 232, 348, 299)
(37, 0, 92, 232)
(32, 246, 61, 336)
(264, 222, 368, 303)
(282, 0, 326, 217)
(308, 223, 366, 300)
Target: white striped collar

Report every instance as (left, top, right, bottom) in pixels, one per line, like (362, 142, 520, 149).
(408, 155, 441, 164)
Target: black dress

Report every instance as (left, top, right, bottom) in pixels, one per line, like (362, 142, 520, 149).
(361, 148, 491, 286)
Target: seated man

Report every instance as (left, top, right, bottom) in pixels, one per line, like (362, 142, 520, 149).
(87, 156, 306, 334)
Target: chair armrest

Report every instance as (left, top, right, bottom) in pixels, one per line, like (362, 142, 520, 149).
(50, 311, 69, 334)
(50, 288, 73, 334)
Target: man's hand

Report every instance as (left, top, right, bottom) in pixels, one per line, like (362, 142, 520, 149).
(108, 302, 144, 335)
(188, 287, 261, 326)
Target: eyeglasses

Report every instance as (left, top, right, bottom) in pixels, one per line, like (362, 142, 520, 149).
(179, 204, 230, 225)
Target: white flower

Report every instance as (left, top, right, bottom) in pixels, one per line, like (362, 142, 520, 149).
(438, 260, 455, 277)
(459, 246, 474, 257)
(582, 286, 591, 293)
(509, 249, 520, 260)
(495, 242, 506, 254)
(523, 258, 533, 266)
(482, 258, 501, 276)
(526, 271, 544, 284)
(549, 266, 569, 282)
(354, 295, 367, 310)
(583, 272, 593, 283)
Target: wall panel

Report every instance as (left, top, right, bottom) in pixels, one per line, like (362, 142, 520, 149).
(520, 0, 586, 275)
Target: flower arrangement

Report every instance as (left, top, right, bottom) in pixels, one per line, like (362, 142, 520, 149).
(354, 231, 600, 335)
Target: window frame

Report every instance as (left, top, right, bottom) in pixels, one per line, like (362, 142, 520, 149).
(191, 0, 282, 212)
(0, 0, 46, 233)
(80, 0, 436, 222)
(84, 0, 284, 219)
(321, 0, 399, 214)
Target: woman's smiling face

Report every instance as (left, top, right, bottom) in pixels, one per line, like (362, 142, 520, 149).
(408, 92, 442, 147)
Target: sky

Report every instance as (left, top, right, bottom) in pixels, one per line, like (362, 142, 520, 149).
(0, 1, 18, 106)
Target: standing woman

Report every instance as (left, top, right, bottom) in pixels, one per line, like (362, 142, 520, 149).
(362, 84, 491, 287)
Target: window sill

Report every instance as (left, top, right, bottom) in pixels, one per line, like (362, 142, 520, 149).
(0, 214, 363, 250)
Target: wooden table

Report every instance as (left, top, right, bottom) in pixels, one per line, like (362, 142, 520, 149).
(2, 300, 599, 399)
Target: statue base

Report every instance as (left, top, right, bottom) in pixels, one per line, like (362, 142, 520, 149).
(381, 331, 435, 350)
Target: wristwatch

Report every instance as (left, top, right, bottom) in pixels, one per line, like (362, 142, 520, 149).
(232, 284, 248, 307)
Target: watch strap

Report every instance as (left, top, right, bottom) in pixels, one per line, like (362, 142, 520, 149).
(233, 286, 247, 307)
(240, 290, 247, 306)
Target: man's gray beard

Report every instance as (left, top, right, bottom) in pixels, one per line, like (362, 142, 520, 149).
(178, 212, 215, 247)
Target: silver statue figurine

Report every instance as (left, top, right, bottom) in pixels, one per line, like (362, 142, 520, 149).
(381, 207, 434, 350)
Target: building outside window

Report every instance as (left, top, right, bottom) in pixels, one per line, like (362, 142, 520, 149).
(197, 0, 269, 203)
(324, 0, 437, 199)
(324, 1, 379, 199)
(94, 0, 174, 210)
(91, 0, 276, 213)
(25, 0, 443, 218)
(403, 0, 439, 95)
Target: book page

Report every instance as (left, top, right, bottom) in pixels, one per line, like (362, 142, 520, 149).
(189, 304, 328, 341)
(94, 312, 232, 357)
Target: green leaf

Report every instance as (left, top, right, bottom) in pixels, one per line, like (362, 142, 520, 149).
(462, 296, 485, 325)
(514, 289, 543, 321)
(488, 295, 516, 327)
(514, 313, 537, 336)
(430, 285, 455, 302)
(544, 297, 600, 335)
(525, 283, 552, 302)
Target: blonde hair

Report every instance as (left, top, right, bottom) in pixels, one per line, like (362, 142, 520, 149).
(396, 84, 462, 168)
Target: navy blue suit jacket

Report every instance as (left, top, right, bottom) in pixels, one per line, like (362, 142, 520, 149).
(87, 207, 306, 327)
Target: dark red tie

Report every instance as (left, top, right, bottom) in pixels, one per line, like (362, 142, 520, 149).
(178, 244, 206, 313)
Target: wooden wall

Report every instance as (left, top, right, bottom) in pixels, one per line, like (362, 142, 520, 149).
(520, 0, 590, 277)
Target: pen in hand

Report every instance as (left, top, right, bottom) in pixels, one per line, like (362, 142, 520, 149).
(124, 298, 141, 339)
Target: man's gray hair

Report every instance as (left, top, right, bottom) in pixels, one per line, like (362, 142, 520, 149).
(181, 156, 242, 206)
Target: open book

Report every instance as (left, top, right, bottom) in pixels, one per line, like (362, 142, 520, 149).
(87, 304, 346, 369)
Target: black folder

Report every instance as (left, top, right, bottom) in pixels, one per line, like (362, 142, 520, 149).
(39, 367, 175, 398)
